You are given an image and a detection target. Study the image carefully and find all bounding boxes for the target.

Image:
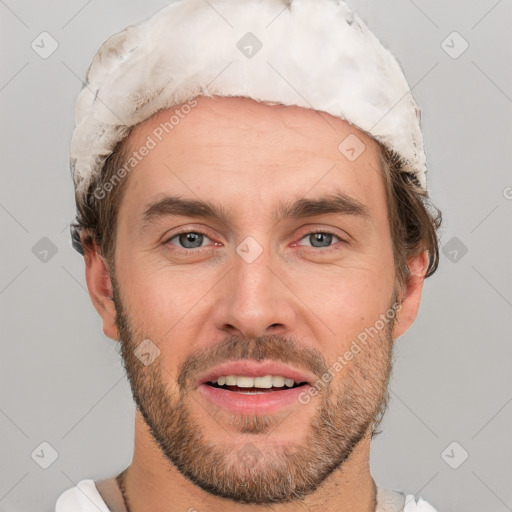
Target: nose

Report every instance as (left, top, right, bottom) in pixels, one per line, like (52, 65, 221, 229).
(212, 247, 297, 339)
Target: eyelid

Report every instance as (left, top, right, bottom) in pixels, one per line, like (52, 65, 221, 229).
(296, 231, 341, 244)
(291, 233, 345, 254)
(162, 226, 222, 254)
(161, 225, 349, 254)
(168, 231, 211, 248)
(162, 224, 218, 243)
(293, 225, 350, 244)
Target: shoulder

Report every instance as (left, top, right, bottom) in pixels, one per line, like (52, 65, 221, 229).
(377, 485, 438, 512)
(55, 479, 110, 512)
(403, 494, 438, 512)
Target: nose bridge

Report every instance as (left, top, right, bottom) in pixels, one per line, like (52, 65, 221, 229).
(217, 239, 294, 337)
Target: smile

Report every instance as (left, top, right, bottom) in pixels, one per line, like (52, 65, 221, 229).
(206, 374, 307, 393)
(196, 360, 315, 414)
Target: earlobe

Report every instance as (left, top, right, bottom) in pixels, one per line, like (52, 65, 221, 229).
(83, 240, 119, 341)
(392, 251, 429, 340)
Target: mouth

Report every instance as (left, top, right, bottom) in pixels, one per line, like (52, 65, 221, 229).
(205, 375, 308, 394)
(196, 360, 315, 415)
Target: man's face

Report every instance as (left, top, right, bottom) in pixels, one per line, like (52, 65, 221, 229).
(109, 96, 399, 503)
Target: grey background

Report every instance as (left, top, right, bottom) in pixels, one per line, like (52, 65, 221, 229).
(1, 1, 511, 511)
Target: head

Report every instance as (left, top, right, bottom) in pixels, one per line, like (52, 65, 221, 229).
(72, 95, 441, 503)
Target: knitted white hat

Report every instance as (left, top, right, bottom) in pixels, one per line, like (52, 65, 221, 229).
(70, 0, 427, 200)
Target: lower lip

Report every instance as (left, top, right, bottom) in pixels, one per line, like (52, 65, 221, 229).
(198, 383, 311, 415)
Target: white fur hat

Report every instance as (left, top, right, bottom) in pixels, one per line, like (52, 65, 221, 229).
(70, 0, 427, 199)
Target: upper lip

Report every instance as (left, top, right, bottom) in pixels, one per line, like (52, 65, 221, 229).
(195, 360, 316, 388)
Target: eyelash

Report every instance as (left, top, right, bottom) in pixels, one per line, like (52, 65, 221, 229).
(163, 229, 346, 254)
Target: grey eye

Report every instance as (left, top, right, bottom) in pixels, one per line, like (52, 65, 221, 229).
(298, 232, 340, 248)
(173, 232, 206, 249)
(309, 233, 334, 247)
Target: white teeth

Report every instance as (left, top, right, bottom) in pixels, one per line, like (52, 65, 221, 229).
(254, 376, 273, 388)
(236, 376, 254, 388)
(272, 376, 285, 387)
(211, 375, 299, 389)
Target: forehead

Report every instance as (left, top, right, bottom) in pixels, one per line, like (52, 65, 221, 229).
(119, 96, 386, 223)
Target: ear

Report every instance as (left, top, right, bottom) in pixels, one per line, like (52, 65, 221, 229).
(392, 251, 429, 340)
(83, 240, 119, 341)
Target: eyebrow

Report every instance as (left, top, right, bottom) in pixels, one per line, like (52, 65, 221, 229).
(139, 191, 371, 231)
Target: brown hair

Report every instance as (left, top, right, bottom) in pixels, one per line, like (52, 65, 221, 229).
(378, 146, 442, 292)
(71, 138, 131, 273)
(70, 140, 442, 289)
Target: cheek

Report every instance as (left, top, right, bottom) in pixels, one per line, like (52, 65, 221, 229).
(286, 256, 395, 357)
(116, 256, 217, 342)
(116, 228, 396, 364)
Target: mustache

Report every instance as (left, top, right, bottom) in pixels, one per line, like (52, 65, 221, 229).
(177, 334, 328, 391)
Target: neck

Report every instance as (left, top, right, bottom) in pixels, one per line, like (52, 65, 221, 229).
(120, 411, 377, 512)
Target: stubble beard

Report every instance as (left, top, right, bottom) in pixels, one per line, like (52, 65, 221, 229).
(111, 274, 395, 504)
